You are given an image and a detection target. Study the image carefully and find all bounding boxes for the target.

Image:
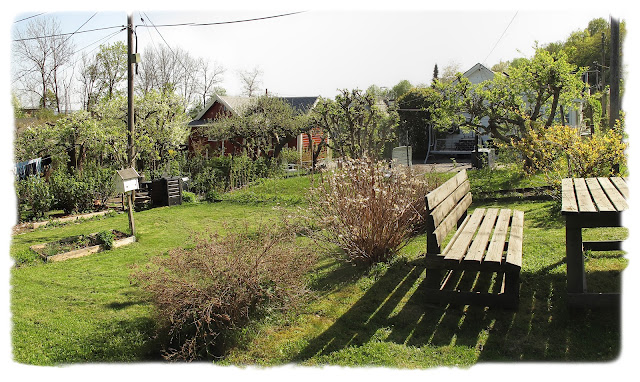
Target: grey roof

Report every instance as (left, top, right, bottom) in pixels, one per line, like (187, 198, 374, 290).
(279, 97, 320, 114)
(115, 168, 140, 180)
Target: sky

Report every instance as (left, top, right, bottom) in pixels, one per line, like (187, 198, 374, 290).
(5, 2, 625, 101)
(3, 0, 640, 379)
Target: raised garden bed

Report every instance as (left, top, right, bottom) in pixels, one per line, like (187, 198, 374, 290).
(30, 230, 135, 262)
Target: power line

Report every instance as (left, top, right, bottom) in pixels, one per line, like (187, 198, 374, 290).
(12, 25, 126, 42)
(14, 13, 46, 23)
(61, 12, 98, 46)
(482, 11, 519, 65)
(73, 27, 126, 56)
(135, 11, 305, 29)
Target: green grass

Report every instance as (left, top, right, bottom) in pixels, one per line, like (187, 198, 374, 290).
(468, 166, 549, 193)
(10, 172, 628, 366)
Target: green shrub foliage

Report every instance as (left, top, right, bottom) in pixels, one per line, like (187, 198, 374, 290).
(16, 175, 53, 220)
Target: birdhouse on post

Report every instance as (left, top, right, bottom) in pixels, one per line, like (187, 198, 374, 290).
(114, 168, 140, 194)
(114, 168, 139, 236)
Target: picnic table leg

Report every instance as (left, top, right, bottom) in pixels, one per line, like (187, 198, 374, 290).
(566, 217, 587, 294)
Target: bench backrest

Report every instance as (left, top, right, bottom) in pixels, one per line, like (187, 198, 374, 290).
(425, 169, 472, 254)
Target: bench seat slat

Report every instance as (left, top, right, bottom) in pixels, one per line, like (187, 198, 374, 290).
(505, 209, 524, 270)
(586, 178, 615, 212)
(598, 177, 628, 211)
(464, 208, 499, 263)
(574, 178, 597, 212)
(443, 208, 486, 263)
(610, 177, 628, 199)
(483, 209, 512, 265)
(561, 178, 578, 213)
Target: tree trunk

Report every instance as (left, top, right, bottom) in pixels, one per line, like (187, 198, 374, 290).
(545, 87, 561, 127)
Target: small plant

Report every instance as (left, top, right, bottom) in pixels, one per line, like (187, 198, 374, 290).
(205, 189, 222, 202)
(96, 230, 115, 250)
(181, 191, 197, 203)
(131, 222, 316, 361)
(12, 248, 41, 267)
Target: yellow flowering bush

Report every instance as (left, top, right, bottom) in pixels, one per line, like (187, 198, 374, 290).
(510, 120, 627, 197)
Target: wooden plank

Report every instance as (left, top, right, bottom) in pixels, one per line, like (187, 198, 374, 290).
(440, 214, 470, 256)
(426, 170, 467, 210)
(609, 177, 629, 200)
(573, 178, 597, 212)
(597, 177, 628, 212)
(464, 208, 499, 263)
(484, 209, 512, 265)
(430, 180, 470, 227)
(561, 178, 578, 213)
(585, 178, 615, 212)
(505, 209, 524, 270)
(433, 193, 472, 247)
(582, 240, 624, 251)
(443, 208, 486, 263)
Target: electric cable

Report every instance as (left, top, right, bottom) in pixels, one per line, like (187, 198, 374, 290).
(482, 11, 519, 65)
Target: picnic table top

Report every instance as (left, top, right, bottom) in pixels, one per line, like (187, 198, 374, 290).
(561, 177, 628, 214)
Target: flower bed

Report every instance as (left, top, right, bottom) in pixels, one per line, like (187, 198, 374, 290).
(30, 230, 135, 262)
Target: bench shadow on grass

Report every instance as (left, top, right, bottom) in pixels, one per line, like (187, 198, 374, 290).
(295, 257, 621, 364)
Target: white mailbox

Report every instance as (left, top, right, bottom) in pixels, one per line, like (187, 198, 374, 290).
(114, 168, 140, 194)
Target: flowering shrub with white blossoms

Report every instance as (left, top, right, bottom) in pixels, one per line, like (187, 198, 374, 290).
(304, 158, 439, 265)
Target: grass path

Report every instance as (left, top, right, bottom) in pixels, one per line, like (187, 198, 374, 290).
(10, 172, 627, 366)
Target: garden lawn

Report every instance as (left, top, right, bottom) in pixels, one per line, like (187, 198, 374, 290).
(10, 173, 627, 366)
(10, 200, 283, 365)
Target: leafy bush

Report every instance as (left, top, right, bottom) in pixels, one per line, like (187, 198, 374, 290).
(16, 175, 53, 220)
(181, 191, 197, 203)
(132, 223, 316, 361)
(82, 165, 116, 207)
(302, 158, 439, 266)
(510, 121, 627, 198)
(96, 230, 115, 250)
(48, 167, 116, 215)
(49, 170, 94, 214)
(278, 147, 301, 165)
(205, 189, 222, 202)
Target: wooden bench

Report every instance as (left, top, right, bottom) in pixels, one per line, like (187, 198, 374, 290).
(424, 169, 524, 308)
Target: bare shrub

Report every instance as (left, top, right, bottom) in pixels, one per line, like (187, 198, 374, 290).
(303, 158, 438, 266)
(131, 223, 316, 361)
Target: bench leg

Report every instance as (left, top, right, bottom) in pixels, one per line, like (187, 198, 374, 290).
(566, 219, 587, 294)
(503, 271, 520, 309)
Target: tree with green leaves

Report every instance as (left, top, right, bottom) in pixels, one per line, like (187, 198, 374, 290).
(310, 89, 397, 160)
(202, 95, 309, 161)
(95, 41, 128, 100)
(93, 90, 190, 174)
(429, 49, 586, 169)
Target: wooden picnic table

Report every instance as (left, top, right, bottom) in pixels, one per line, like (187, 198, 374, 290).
(561, 177, 628, 307)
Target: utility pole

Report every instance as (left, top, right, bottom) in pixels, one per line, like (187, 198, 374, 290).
(609, 16, 621, 129)
(126, 14, 136, 236)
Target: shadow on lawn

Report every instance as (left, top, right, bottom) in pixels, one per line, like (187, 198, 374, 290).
(295, 258, 621, 363)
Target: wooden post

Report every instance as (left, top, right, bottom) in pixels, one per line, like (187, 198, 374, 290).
(126, 14, 136, 236)
(609, 16, 621, 128)
(565, 216, 586, 294)
(127, 191, 136, 236)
